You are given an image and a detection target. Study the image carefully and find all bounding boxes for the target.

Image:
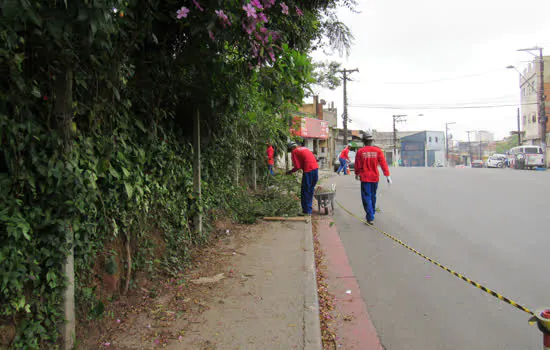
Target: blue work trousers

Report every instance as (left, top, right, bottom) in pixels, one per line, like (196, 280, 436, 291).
(337, 158, 347, 174)
(301, 169, 319, 214)
(268, 165, 274, 175)
(361, 182, 379, 222)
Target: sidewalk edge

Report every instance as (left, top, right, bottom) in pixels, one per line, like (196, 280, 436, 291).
(303, 221, 323, 350)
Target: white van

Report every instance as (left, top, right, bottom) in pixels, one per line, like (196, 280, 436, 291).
(508, 146, 544, 169)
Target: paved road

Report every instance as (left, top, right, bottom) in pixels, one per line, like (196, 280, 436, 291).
(329, 167, 550, 350)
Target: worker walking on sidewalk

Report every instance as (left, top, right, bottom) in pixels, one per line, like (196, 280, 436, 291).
(286, 142, 319, 216)
(354, 131, 392, 225)
(266, 143, 275, 176)
(336, 145, 350, 175)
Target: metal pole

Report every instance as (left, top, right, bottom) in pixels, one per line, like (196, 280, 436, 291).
(517, 107, 522, 145)
(193, 108, 202, 234)
(538, 48, 547, 167)
(445, 123, 449, 164)
(392, 115, 406, 165)
(393, 116, 397, 165)
(466, 130, 473, 165)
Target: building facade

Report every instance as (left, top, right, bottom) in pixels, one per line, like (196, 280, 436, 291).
(400, 131, 445, 167)
(518, 56, 550, 146)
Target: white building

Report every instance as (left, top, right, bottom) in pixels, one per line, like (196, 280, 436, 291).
(474, 130, 494, 142)
(518, 56, 550, 145)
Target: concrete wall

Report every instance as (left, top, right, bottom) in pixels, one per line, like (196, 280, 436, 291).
(426, 131, 445, 151)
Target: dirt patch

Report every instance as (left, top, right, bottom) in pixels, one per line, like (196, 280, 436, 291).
(77, 221, 260, 349)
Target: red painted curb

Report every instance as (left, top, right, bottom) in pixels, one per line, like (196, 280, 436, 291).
(315, 217, 383, 350)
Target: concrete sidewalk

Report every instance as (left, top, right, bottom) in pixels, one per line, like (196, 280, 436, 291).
(172, 220, 322, 350)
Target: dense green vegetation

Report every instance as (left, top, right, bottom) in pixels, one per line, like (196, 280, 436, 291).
(0, 0, 354, 347)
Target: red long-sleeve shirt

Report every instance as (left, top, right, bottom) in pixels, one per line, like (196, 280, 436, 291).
(291, 146, 319, 173)
(339, 147, 349, 159)
(354, 146, 390, 182)
(266, 145, 274, 165)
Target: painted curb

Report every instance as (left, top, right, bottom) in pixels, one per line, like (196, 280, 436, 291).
(303, 220, 323, 350)
(317, 217, 384, 350)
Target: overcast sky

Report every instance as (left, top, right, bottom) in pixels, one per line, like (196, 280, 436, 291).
(311, 0, 550, 141)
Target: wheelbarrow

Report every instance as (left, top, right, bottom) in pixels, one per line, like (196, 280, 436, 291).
(314, 184, 336, 215)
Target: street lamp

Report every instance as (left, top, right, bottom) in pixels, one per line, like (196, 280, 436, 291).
(506, 65, 538, 92)
(445, 122, 456, 166)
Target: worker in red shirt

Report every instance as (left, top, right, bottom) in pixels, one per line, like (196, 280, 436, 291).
(266, 143, 275, 175)
(337, 145, 350, 175)
(286, 141, 319, 216)
(354, 131, 392, 225)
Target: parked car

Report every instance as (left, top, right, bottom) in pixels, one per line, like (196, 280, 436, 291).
(486, 156, 505, 168)
(471, 160, 484, 168)
(333, 150, 356, 172)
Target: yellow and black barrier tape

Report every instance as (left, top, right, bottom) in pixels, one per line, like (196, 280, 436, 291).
(336, 200, 535, 316)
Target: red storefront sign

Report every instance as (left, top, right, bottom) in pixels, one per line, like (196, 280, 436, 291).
(290, 117, 329, 139)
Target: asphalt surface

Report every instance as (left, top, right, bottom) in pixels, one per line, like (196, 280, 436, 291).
(329, 167, 550, 350)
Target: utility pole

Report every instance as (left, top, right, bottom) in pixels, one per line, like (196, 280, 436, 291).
(337, 68, 359, 145)
(518, 47, 546, 166)
(445, 122, 456, 166)
(466, 130, 474, 166)
(393, 115, 407, 165)
(479, 139, 482, 159)
(517, 107, 522, 145)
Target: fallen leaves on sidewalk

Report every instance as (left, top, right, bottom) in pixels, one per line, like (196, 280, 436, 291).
(313, 220, 337, 350)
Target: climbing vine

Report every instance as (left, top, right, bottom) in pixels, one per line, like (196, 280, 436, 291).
(0, 0, 355, 347)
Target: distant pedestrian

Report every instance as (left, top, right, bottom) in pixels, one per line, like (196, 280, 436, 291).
(337, 145, 350, 175)
(286, 142, 319, 216)
(354, 131, 391, 225)
(266, 143, 275, 176)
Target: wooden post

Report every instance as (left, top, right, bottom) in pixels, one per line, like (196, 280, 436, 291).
(252, 133, 257, 191)
(193, 108, 202, 234)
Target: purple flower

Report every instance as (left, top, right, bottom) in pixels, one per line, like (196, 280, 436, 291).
(192, 0, 204, 11)
(280, 2, 289, 15)
(215, 9, 231, 27)
(243, 3, 257, 18)
(260, 27, 268, 34)
(250, 0, 263, 9)
(257, 12, 268, 23)
(176, 6, 190, 19)
(268, 50, 275, 62)
(208, 30, 215, 41)
(295, 6, 303, 16)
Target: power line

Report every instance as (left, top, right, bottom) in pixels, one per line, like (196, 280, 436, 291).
(374, 68, 506, 85)
(348, 103, 538, 110)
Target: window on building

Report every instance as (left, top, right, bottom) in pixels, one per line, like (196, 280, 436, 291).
(429, 136, 432, 142)
(532, 114, 537, 123)
(435, 137, 439, 143)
